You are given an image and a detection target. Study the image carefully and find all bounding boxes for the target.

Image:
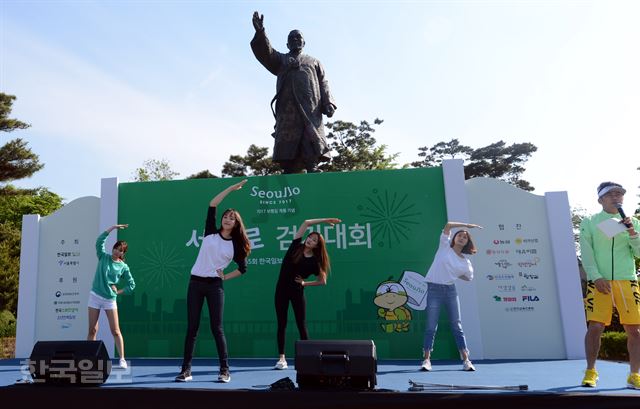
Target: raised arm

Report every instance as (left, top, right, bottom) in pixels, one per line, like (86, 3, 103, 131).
(250, 11, 283, 76)
(294, 218, 342, 240)
(97, 224, 128, 257)
(442, 221, 482, 235)
(210, 179, 247, 207)
(106, 224, 128, 233)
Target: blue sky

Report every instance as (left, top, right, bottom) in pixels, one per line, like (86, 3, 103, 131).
(1, 0, 639, 214)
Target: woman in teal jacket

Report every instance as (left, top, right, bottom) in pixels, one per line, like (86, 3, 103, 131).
(87, 224, 135, 369)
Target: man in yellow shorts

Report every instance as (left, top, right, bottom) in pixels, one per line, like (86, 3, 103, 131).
(580, 182, 640, 389)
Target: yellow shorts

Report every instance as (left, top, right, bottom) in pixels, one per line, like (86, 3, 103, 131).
(584, 280, 640, 325)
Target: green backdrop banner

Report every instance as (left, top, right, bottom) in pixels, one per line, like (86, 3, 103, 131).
(117, 168, 454, 359)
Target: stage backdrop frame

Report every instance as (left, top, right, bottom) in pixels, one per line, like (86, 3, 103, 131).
(16, 161, 585, 360)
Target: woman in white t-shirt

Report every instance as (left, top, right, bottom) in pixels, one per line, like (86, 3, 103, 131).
(421, 221, 482, 372)
(175, 179, 251, 384)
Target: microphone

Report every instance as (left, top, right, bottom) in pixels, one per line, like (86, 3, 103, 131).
(616, 203, 633, 228)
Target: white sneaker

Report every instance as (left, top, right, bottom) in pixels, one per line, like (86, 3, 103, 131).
(119, 358, 128, 369)
(218, 369, 231, 383)
(420, 359, 432, 371)
(275, 359, 288, 370)
(462, 360, 475, 371)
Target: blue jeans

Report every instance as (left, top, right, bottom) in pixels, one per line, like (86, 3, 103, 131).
(423, 282, 468, 353)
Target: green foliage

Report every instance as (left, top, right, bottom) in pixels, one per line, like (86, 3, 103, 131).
(221, 144, 281, 177)
(412, 139, 537, 191)
(411, 138, 473, 167)
(132, 159, 179, 182)
(605, 309, 624, 333)
(0, 310, 16, 338)
(0, 185, 64, 226)
(0, 185, 63, 314)
(320, 119, 398, 172)
(599, 331, 628, 361)
(0, 139, 44, 183)
(186, 170, 218, 179)
(1, 93, 42, 185)
(220, 119, 397, 175)
(572, 206, 588, 259)
(0, 94, 29, 132)
(0, 94, 58, 315)
(0, 225, 20, 313)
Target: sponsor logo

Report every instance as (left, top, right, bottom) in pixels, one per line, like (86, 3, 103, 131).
(61, 323, 72, 329)
(505, 306, 535, 312)
(517, 257, 540, 268)
(515, 238, 539, 245)
(492, 239, 511, 245)
(55, 308, 79, 313)
(54, 300, 81, 305)
(519, 272, 539, 279)
(497, 285, 516, 292)
(493, 295, 517, 302)
(486, 274, 515, 281)
(521, 285, 536, 292)
(486, 249, 510, 255)
(522, 295, 540, 302)
(494, 259, 512, 269)
(55, 291, 79, 297)
(250, 185, 301, 199)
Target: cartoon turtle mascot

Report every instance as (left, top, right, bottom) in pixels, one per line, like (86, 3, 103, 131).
(374, 278, 412, 333)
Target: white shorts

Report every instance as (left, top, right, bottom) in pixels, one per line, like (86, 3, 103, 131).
(88, 291, 117, 310)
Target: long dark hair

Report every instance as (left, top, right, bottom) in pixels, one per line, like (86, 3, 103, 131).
(222, 208, 251, 257)
(450, 230, 477, 255)
(293, 232, 330, 274)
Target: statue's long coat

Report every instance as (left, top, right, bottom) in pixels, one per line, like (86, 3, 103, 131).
(251, 30, 336, 163)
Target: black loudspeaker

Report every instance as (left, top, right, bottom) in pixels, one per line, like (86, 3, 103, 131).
(295, 340, 377, 390)
(29, 340, 112, 385)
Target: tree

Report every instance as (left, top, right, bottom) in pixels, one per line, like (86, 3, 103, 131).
(571, 206, 588, 252)
(0, 186, 63, 314)
(0, 222, 20, 315)
(0, 93, 29, 132)
(465, 141, 537, 191)
(1, 94, 58, 315)
(319, 119, 398, 172)
(0, 94, 63, 316)
(221, 144, 281, 177)
(132, 159, 179, 182)
(187, 170, 219, 179)
(1, 93, 43, 188)
(412, 139, 537, 191)
(411, 139, 473, 168)
(219, 119, 397, 176)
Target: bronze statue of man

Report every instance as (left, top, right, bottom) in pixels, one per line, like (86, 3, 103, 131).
(251, 11, 337, 174)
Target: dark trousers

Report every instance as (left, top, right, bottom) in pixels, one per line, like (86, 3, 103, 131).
(181, 276, 228, 370)
(275, 284, 308, 355)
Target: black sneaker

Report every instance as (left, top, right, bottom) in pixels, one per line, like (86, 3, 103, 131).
(218, 368, 231, 383)
(175, 368, 192, 382)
